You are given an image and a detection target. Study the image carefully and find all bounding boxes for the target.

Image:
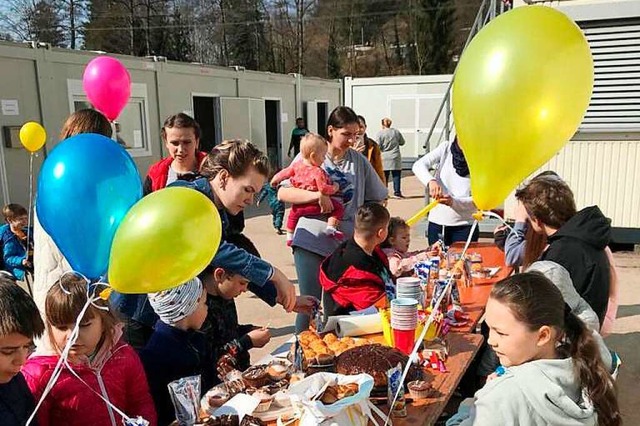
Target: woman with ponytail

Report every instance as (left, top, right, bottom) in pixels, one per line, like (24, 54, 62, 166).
(447, 272, 620, 426)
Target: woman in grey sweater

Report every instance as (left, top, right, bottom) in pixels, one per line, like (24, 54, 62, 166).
(376, 118, 405, 198)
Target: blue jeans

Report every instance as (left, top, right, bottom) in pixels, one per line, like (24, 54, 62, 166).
(384, 170, 402, 196)
(427, 221, 479, 246)
(293, 247, 325, 333)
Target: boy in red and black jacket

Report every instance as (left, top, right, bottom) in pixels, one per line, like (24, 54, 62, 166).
(320, 203, 394, 316)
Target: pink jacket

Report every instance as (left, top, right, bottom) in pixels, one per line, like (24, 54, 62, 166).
(22, 339, 157, 426)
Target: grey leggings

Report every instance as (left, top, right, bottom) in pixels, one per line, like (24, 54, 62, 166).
(293, 247, 339, 333)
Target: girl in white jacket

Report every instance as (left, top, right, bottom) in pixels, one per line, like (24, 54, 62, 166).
(448, 272, 620, 426)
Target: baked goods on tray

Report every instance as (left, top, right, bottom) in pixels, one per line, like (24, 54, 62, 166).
(292, 330, 372, 370)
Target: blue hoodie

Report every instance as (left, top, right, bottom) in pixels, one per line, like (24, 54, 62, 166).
(1, 224, 31, 280)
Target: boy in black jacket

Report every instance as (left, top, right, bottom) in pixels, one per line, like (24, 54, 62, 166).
(516, 176, 611, 325)
(0, 276, 45, 426)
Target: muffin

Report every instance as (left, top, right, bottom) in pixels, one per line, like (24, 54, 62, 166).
(206, 385, 230, 409)
(323, 333, 338, 344)
(242, 365, 269, 388)
(267, 363, 289, 381)
(315, 353, 335, 366)
(408, 380, 431, 399)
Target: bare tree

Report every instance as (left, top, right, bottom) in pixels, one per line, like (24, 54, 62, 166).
(1, 0, 65, 46)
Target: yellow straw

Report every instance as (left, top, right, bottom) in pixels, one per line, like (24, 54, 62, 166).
(406, 199, 440, 227)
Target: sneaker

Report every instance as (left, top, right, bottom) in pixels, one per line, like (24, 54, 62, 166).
(393, 193, 405, 199)
(276, 228, 284, 235)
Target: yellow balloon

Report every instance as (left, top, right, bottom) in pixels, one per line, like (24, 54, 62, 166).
(108, 187, 222, 293)
(452, 6, 593, 210)
(19, 122, 47, 152)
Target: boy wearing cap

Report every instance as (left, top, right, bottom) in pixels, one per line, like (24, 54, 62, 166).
(139, 278, 208, 426)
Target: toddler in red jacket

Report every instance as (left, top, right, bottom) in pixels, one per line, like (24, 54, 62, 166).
(319, 203, 394, 316)
(271, 133, 345, 245)
(22, 273, 157, 426)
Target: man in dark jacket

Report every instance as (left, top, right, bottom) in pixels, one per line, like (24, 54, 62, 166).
(516, 176, 611, 325)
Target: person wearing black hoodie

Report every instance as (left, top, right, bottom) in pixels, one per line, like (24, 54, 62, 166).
(515, 175, 611, 325)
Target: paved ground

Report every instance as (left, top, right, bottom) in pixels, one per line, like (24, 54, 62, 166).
(236, 175, 640, 423)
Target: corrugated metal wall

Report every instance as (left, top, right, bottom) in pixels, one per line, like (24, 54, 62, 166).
(505, 140, 640, 229)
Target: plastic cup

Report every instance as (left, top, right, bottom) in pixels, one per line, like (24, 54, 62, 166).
(393, 327, 417, 355)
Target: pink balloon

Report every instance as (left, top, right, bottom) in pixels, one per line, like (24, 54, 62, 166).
(82, 56, 131, 122)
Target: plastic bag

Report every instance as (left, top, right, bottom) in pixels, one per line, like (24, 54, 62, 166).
(286, 372, 386, 426)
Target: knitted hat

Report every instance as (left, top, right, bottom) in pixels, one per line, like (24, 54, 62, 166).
(148, 277, 203, 326)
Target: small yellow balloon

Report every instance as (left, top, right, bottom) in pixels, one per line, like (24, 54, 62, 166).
(19, 122, 47, 152)
(452, 6, 593, 210)
(108, 187, 222, 293)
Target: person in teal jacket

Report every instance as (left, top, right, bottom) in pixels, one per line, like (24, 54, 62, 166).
(1, 204, 32, 280)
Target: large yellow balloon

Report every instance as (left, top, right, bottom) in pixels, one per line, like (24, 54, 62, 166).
(452, 6, 593, 210)
(19, 122, 47, 152)
(108, 187, 222, 293)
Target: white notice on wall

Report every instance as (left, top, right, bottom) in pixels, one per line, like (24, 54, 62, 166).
(1, 100, 19, 116)
(133, 130, 143, 148)
(281, 112, 289, 123)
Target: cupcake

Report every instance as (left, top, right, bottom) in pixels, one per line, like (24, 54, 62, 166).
(205, 385, 230, 410)
(267, 362, 289, 381)
(408, 380, 431, 400)
(242, 365, 269, 388)
(253, 391, 274, 413)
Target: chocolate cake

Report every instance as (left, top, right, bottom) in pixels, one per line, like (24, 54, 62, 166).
(335, 344, 423, 388)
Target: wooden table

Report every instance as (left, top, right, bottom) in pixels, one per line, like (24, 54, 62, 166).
(448, 242, 514, 334)
(376, 333, 484, 426)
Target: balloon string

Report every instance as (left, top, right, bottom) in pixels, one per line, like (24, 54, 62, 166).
(63, 358, 133, 423)
(383, 220, 479, 426)
(27, 154, 34, 251)
(24, 153, 35, 296)
(26, 277, 111, 426)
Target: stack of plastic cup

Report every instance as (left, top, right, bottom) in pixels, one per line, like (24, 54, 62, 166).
(391, 298, 419, 355)
(396, 277, 423, 306)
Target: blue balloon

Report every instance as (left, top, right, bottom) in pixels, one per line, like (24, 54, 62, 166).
(37, 133, 142, 279)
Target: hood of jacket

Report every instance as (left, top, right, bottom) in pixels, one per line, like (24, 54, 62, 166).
(549, 206, 611, 250)
(483, 358, 596, 424)
(32, 323, 125, 372)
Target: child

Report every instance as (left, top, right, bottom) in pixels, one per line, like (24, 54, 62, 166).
(140, 278, 208, 426)
(447, 272, 620, 426)
(271, 133, 345, 244)
(0, 276, 44, 425)
(256, 176, 286, 235)
(22, 273, 157, 426)
(381, 217, 430, 277)
(199, 266, 271, 378)
(319, 203, 393, 316)
(1, 204, 33, 281)
(515, 175, 611, 325)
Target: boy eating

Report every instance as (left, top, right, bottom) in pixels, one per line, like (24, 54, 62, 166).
(0, 276, 45, 425)
(320, 203, 394, 316)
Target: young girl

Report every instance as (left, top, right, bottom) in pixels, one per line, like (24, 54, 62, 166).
(447, 272, 620, 426)
(22, 274, 157, 426)
(381, 217, 429, 278)
(271, 133, 345, 244)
